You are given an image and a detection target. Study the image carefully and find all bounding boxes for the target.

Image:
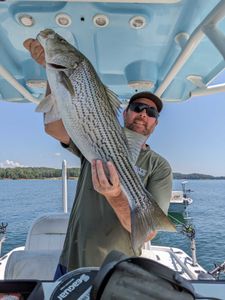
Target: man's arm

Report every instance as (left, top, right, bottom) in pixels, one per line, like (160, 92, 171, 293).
(24, 38, 70, 145)
(91, 159, 156, 240)
(45, 120, 70, 145)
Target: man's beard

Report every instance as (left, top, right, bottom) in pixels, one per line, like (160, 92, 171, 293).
(126, 118, 150, 136)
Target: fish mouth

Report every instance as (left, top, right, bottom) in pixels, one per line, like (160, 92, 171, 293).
(39, 29, 55, 37)
(36, 29, 55, 47)
(37, 29, 55, 40)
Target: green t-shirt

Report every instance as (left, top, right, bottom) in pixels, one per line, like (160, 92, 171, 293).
(59, 141, 172, 271)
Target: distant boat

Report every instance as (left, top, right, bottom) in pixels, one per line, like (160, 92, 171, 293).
(169, 181, 193, 214)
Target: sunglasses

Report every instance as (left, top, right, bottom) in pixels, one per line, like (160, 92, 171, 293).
(128, 102, 159, 119)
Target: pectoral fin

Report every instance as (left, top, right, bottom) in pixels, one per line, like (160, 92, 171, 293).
(59, 71, 75, 97)
(35, 93, 55, 113)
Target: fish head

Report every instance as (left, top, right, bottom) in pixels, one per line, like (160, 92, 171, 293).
(37, 29, 83, 70)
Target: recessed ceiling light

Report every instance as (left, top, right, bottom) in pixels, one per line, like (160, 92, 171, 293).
(129, 16, 146, 29)
(128, 80, 154, 89)
(186, 75, 205, 88)
(174, 32, 189, 48)
(55, 13, 72, 27)
(93, 14, 109, 28)
(18, 14, 34, 27)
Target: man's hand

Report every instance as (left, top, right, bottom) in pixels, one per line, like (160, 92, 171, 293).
(91, 160, 122, 198)
(92, 159, 132, 232)
(23, 39, 45, 66)
(23, 39, 69, 143)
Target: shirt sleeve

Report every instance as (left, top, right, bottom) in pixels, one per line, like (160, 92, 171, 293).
(61, 139, 82, 157)
(146, 158, 173, 215)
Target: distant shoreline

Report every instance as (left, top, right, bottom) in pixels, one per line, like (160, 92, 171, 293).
(0, 167, 224, 180)
(173, 172, 225, 180)
(0, 177, 79, 180)
(0, 167, 80, 180)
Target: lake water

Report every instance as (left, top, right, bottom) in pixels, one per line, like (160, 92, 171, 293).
(1, 179, 225, 276)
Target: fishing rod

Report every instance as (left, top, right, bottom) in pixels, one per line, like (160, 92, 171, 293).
(209, 261, 225, 280)
(171, 214, 225, 280)
(169, 214, 198, 266)
(0, 222, 8, 257)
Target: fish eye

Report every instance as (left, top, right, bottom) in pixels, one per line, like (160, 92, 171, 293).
(59, 38, 67, 44)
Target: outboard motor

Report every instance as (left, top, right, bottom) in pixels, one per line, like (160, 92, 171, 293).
(50, 267, 98, 300)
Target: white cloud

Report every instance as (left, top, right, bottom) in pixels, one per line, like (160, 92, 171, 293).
(54, 152, 61, 156)
(0, 160, 26, 168)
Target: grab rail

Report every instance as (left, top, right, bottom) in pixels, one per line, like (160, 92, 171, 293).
(0, 65, 40, 104)
(156, 0, 225, 98)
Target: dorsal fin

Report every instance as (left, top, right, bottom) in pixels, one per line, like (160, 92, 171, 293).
(105, 86, 122, 117)
(124, 127, 148, 165)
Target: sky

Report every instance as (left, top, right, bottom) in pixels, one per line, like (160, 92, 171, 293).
(0, 74, 225, 176)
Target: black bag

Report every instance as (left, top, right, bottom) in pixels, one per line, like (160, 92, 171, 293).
(90, 250, 201, 300)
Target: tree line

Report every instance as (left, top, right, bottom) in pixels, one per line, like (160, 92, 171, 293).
(173, 172, 225, 180)
(0, 167, 80, 180)
(0, 168, 224, 180)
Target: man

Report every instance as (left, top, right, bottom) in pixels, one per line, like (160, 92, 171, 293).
(24, 39, 172, 278)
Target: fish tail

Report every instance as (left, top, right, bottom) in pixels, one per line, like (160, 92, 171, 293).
(131, 198, 176, 253)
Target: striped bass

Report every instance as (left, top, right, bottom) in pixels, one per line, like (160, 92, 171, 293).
(36, 29, 175, 253)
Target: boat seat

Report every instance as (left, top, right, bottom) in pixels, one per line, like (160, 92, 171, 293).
(25, 213, 69, 251)
(4, 250, 60, 280)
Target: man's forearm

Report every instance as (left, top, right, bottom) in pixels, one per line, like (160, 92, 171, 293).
(45, 120, 70, 145)
(92, 160, 156, 241)
(106, 191, 131, 232)
(106, 192, 157, 241)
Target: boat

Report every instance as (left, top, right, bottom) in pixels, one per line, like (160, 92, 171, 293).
(169, 181, 193, 214)
(169, 190, 193, 213)
(0, 166, 214, 297)
(1, 0, 225, 298)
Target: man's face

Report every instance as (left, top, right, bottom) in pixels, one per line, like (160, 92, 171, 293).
(123, 98, 158, 136)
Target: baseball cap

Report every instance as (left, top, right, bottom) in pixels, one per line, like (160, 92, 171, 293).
(128, 91, 163, 113)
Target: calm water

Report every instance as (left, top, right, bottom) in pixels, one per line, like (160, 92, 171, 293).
(0, 179, 76, 254)
(1, 179, 225, 275)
